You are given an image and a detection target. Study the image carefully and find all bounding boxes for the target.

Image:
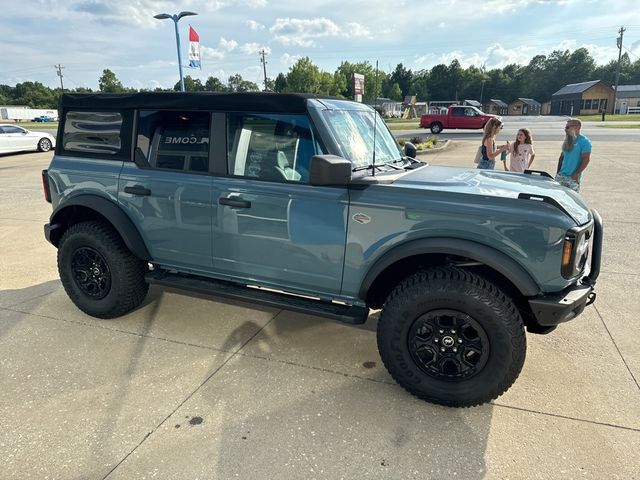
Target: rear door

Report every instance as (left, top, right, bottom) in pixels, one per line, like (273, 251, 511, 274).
(118, 110, 214, 273)
(211, 112, 349, 297)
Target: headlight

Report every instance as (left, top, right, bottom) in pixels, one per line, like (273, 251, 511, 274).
(561, 223, 593, 279)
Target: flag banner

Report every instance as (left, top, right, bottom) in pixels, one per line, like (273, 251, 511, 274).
(188, 26, 201, 69)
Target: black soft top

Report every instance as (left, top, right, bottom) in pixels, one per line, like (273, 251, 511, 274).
(60, 92, 332, 113)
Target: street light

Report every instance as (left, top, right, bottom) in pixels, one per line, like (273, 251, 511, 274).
(154, 11, 198, 92)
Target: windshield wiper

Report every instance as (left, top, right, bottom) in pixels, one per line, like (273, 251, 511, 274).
(352, 163, 388, 172)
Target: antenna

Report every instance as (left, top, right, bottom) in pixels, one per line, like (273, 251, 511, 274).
(372, 60, 379, 177)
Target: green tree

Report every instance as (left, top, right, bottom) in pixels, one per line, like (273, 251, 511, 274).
(204, 76, 229, 92)
(285, 57, 322, 93)
(98, 69, 125, 93)
(387, 83, 402, 101)
(410, 69, 429, 102)
(227, 74, 259, 92)
(273, 73, 288, 93)
(12, 81, 57, 108)
(174, 76, 205, 92)
(389, 63, 413, 98)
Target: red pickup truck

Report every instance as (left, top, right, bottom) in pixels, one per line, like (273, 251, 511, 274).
(420, 105, 499, 134)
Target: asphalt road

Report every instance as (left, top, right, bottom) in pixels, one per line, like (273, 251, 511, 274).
(394, 115, 640, 142)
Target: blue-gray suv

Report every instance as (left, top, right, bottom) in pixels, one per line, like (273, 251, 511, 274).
(43, 92, 602, 407)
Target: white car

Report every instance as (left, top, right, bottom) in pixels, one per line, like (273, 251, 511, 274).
(0, 124, 56, 154)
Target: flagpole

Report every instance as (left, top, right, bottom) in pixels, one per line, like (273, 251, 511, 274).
(173, 19, 185, 92)
(154, 11, 198, 92)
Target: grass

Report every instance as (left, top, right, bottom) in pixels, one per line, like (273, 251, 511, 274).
(384, 117, 420, 123)
(387, 124, 420, 130)
(2, 121, 59, 130)
(576, 114, 640, 122)
(595, 124, 640, 128)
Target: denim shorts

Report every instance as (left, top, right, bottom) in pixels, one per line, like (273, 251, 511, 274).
(477, 159, 495, 170)
(555, 174, 580, 192)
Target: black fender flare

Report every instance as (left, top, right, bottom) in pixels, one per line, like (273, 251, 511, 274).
(359, 237, 541, 299)
(49, 194, 151, 261)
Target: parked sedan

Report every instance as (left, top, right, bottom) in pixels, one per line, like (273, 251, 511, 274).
(0, 124, 56, 154)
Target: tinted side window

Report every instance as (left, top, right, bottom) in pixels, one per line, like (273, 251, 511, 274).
(63, 111, 123, 155)
(136, 110, 210, 173)
(226, 113, 320, 183)
(3, 126, 26, 134)
(451, 108, 464, 117)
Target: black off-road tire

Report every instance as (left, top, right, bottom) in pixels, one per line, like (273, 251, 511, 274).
(377, 267, 526, 407)
(57, 220, 149, 318)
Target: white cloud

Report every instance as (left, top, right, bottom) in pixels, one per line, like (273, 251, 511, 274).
(240, 43, 271, 55)
(201, 46, 225, 60)
(246, 20, 265, 30)
(241, 0, 267, 6)
(280, 53, 302, 67)
(270, 17, 371, 46)
(219, 37, 238, 51)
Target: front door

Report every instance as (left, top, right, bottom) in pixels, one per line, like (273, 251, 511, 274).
(212, 112, 348, 298)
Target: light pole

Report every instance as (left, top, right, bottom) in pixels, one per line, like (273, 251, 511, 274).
(154, 11, 198, 92)
(479, 79, 486, 108)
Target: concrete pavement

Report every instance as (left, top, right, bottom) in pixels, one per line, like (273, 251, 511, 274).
(1, 141, 639, 479)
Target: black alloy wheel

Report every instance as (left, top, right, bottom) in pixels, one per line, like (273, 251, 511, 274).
(71, 246, 112, 299)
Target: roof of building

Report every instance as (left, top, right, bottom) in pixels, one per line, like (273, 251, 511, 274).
(463, 99, 482, 107)
(515, 98, 541, 107)
(487, 99, 508, 107)
(552, 80, 607, 97)
(616, 85, 640, 98)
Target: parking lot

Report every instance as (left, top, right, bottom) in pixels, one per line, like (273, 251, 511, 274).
(1, 137, 639, 479)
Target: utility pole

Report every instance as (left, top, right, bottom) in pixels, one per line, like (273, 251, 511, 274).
(612, 26, 625, 115)
(259, 49, 268, 91)
(55, 64, 65, 92)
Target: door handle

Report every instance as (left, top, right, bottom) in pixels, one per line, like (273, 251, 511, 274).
(219, 197, 251, 208)
(124, 185, 151, 196)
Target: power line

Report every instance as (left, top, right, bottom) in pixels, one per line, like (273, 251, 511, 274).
(55, 64, 65, 92)
(612, 26, 626, 113)
(259, 49, 268, 91)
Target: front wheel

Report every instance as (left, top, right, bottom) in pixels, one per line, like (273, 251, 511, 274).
(430, 122, 443, 134)
(58, 220, 149, 318)
(38, 138, 52, 152)
(377, 267, 526, 407)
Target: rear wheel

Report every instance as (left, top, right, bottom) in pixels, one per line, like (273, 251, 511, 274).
(38, 138, 52, 152)
(377, 267, 526, 407)
(58, 220, 149, 318)
(430, 122, 443, 134)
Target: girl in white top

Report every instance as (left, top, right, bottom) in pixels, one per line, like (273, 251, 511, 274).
(504, 128, 535, 173)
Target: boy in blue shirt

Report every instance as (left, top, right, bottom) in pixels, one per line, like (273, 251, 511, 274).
(555, 118, 591, 192)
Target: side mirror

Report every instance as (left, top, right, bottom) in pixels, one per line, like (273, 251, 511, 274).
(309, 155, 352, 186)
(404, 142, 417, 159)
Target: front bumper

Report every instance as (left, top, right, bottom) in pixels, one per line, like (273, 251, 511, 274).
(528, 208, 602, 327)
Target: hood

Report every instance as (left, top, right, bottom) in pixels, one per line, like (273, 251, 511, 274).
(391, 165, 591, 225)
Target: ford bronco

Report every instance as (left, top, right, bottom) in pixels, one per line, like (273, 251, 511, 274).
(43, 92, 602, 407)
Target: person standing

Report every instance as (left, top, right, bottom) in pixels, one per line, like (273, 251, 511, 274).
(556, 119, 591, 192)
(477, 118, 509, 170)
(504, 128, 535, 173)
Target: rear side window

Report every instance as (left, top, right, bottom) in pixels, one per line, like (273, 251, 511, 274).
(136, 110, 210, 173)
(62, 111, 124, 155)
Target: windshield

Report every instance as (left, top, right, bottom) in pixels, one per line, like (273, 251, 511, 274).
(321, 108, 402, 168)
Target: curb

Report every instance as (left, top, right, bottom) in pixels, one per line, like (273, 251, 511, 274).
(415, 139, 451, 156)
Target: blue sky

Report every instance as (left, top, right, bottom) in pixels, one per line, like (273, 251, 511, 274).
(1, 0, 639, 90)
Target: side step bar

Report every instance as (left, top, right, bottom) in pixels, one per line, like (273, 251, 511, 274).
(146, 270, 369, 325)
